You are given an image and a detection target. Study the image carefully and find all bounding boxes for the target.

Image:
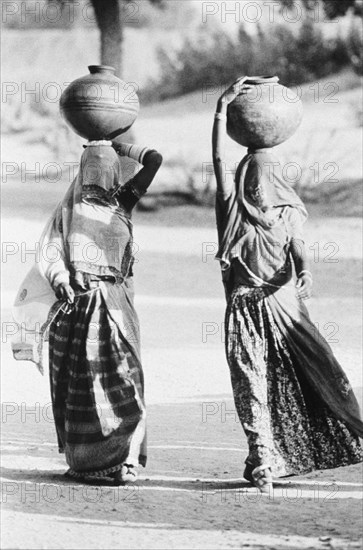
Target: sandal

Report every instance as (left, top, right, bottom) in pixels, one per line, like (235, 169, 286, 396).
(120, 463, 138, 484)
(244, 463, 273, 493)
(251, 464, 273, 493)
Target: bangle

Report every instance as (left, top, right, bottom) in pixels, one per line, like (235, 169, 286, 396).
(86, 140, 112, 146)
(298, 270, 313, 279)
(215, 112, 227, 121)
(113, 142, 150, 164)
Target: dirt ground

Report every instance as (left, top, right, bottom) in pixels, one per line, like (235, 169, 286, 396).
(2, 403, 363, 549)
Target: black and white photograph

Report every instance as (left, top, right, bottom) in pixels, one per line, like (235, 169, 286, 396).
(1, 0, 362, 548)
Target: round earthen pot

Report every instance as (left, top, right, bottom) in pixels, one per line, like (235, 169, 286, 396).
(227, 76, 303, 148)
(60, 65, 139, 140)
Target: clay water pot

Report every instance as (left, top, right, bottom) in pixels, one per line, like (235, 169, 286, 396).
(227, 76, 303, 149)
(60, 65, 139, 140)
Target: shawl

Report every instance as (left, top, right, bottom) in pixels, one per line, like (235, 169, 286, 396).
(216, 149, 308, 288)
(64, 144, 133, 282)
(216, 149, 307, 269)
(11, 144, 135, 372)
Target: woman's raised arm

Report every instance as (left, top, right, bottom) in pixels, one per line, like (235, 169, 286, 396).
(112, 142, 163, 209)
(212, 77, 248, 197)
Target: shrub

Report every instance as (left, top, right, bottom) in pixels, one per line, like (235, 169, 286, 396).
(347, 20, 363, 74)
(143, 20, 351, 103)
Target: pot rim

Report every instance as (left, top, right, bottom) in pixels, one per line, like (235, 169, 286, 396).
(245, 75, 279, 84)
(88, 65, 116, 75)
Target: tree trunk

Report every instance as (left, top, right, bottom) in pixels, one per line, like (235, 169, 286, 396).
(90, 0, 135, 143)
(91, 0, 123, 77)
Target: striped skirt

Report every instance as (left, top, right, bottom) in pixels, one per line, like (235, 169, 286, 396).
(225, 285, 363, 477)
(48, 286, 146, 478)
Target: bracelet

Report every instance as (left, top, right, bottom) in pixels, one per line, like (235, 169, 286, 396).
(115, 180, 146, 199)
(86, 140, 112, 146)
(214, 112, 227, 121)
(298, 270, 313, 279)
(113, 142, 150, 164)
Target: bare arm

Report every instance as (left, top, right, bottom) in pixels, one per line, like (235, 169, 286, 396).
(113, 142, 162, 190)
(212, 99, 229, 196)
(212, 77, 249, 197)
(127, 149, 163, 196)
(290, 238, 313, 300)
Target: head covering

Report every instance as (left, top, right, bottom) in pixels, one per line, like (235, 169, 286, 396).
(65, 143, 133, 281)
(80, 142, 121, 192)
(216, 149, 307, 270)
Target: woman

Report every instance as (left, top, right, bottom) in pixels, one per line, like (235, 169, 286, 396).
(212, 79, 363, 492)
(13, 140, 162, 484)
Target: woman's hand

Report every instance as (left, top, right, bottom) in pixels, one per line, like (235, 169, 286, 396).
(290, 239, 311, 301)
(55, 283, 75, 304)
(296, 273, 313, 300)
(218, 77, 250, 106)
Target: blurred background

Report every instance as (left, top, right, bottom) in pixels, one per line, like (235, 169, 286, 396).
(1, 0, 362, 219)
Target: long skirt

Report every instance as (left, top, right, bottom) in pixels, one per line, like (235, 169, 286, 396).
(48, 285, 146, 478)
(225, 285, 363, 477)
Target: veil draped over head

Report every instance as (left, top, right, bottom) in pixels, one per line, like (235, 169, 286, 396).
(216, 149, 308, 270)
(64, 143, 133, 281)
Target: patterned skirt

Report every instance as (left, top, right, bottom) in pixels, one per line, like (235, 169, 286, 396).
(225, 285, 363, 477)
(48, 286, 146, 478)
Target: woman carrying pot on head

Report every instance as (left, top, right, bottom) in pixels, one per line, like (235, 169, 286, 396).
(13, 140, 162, 485)
(212, 78, 363, 493)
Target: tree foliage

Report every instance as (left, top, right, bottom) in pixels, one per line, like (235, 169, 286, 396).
(280, 0, 362, 18)
(145, 19, 351, 103)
